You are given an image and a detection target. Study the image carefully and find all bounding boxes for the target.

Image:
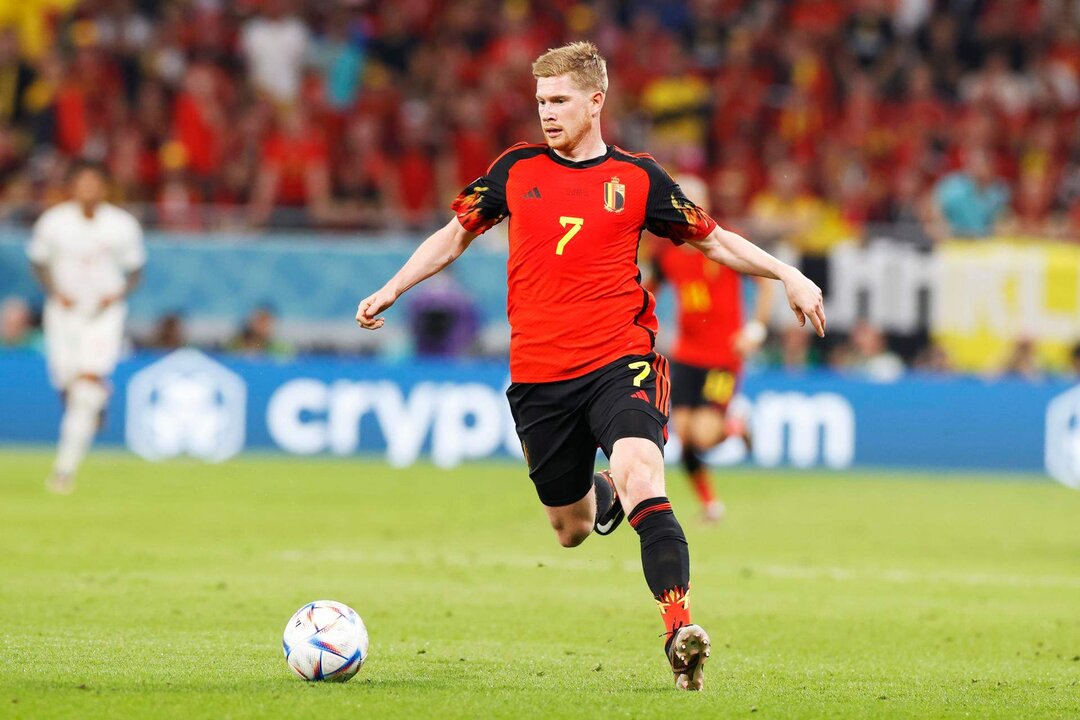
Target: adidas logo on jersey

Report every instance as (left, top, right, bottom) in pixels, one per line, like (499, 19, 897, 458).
(631, 390, 649, 403)
(522, 186, 542, 199)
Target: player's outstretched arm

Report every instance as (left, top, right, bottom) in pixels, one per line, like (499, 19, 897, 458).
(355, 217, 477, 330)
(687, 225, 826, 337)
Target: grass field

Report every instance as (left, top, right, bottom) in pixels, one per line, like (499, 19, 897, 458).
(1, 450, 1078, 719)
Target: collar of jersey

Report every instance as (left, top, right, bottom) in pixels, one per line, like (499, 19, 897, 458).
(546, 144, 614, 169)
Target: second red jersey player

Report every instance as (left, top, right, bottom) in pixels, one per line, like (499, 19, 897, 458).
(655, 242, 745, 372)
(652, 230, 771, 522)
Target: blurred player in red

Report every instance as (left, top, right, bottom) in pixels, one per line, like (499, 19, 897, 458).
(648, 175, 773, 522)
(356, 42, 825, 690)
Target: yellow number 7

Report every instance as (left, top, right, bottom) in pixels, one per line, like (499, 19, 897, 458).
(556, 216, 584, 255)
(628, 361, 651, 387)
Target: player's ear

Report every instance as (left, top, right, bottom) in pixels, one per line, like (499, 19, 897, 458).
(591, 91, 605, 117)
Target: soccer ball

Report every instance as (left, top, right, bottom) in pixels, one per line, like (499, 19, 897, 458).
(282, 600, 369, 682)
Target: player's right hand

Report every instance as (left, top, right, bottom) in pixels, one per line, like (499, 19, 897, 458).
(355, 288, 397, 330)
(782, 270, 826, 337)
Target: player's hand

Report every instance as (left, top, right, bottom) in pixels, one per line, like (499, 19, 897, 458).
(781, 270, 826, 337)
(355, 287, 397, 330)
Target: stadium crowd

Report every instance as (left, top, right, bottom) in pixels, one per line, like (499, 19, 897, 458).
(0, 0, 1078, 239)
(2, 0, 1079, 377)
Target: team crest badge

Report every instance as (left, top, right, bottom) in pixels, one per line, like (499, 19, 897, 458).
(603, 177, 626, 213)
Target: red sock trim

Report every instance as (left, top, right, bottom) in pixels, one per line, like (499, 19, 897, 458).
(628, 498, 673, 528)
(657, 585, 692, 637)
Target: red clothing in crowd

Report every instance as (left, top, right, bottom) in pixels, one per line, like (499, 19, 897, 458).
(174, 92, 222, 177)
(261, 130, 328, 205)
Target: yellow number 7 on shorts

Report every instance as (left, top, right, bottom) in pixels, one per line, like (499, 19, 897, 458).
(628, 361, 651, 387)
(556, 216, 584, 255)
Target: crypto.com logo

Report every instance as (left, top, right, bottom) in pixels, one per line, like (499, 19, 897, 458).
(1045, 384, 1080, 490)
(126, 349, 246, 463)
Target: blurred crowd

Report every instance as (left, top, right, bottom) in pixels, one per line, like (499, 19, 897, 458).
(0, 0, 1078, 240)
(3, 0, 1080, 377)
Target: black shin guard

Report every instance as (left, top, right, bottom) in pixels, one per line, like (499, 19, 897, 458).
(628, 497, 690, 597)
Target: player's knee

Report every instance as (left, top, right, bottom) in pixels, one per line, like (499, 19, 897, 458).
(550, 517, 591, 548)
(68, 377, 109, 412)
(686, 409, 725, 449)
(557, 525, 590, 548)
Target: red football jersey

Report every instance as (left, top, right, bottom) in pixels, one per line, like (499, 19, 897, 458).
(655, 243, 744, 369)
(452, 143, 716, 382)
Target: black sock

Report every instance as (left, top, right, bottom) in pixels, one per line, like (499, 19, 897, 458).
(681, 444, 703, 475)
(629, 496, 691, 634)
(592, 471, 614, 523)
(628, 497, 690, 596)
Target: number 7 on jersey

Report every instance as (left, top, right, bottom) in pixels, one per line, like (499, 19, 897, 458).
(556, 216, 584, 255)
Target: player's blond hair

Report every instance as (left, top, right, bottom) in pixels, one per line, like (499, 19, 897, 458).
(532, 41, 608, 94)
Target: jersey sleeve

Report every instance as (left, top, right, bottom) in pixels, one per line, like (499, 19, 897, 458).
(26, 212, 52, 264)
(641, 159, 717, 243)
(450, 146, 518, 234)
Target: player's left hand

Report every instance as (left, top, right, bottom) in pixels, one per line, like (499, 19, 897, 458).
(355, 287, 398, 330)
(782, 270, 826, 337)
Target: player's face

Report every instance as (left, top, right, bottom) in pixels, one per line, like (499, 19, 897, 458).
(71, 169, 107, 207)
(536, 75, 601, 152)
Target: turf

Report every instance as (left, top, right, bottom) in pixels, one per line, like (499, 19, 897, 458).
(0, 450, 1078, 719)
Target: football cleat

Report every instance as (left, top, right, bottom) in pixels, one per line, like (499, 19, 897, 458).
(665, 624, 711, 691)
(703, 500, 726, 524)
(45, 472, 75, 495)
(592, 470, 624, 536)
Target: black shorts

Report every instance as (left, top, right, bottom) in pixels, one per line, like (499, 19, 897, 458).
(506, 353, 671, 507)
(670, 360, 741, 411)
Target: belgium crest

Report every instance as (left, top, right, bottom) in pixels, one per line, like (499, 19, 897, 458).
(603, 177, 626, 213)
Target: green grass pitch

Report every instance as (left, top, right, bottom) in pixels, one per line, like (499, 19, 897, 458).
(1, 450, 1078, 719)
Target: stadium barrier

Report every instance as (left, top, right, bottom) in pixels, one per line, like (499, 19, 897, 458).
(3, 234, 1077, 367)
(2, 349, 1077, 489)
(0, 232, 509, 326)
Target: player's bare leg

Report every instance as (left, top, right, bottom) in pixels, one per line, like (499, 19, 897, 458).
(544, 491, 595, 548)
(673, 408, 725, 522)
(609, 435, 710, 690)
(47, 374, 108, 494)
(544, 469, 624, 545)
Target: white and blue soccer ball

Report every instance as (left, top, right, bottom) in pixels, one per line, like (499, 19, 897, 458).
(283, 600, 368, 682)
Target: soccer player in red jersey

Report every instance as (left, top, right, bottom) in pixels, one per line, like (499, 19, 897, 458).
(356, 42, 825, 690)
(649, 176, 774, 522)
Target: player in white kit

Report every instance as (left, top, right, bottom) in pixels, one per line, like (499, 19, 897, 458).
(27, 162, 145, 494)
